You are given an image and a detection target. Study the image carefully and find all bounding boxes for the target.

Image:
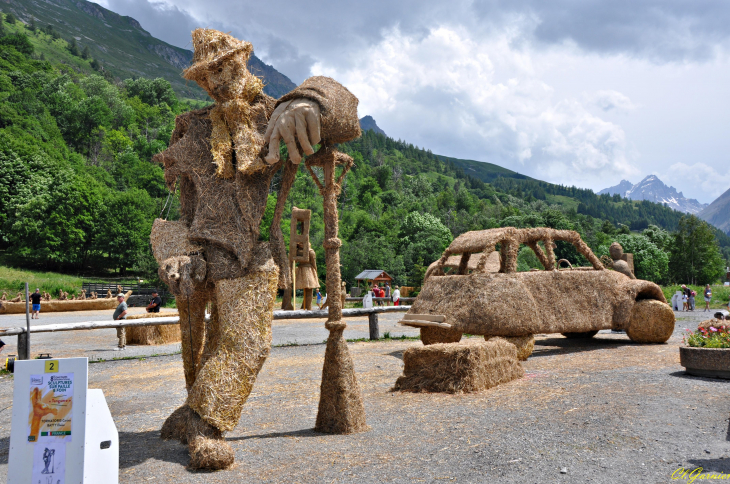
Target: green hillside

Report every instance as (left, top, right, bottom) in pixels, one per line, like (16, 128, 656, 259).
(1, 0, 296, 100)
(436, 155, 531, 183)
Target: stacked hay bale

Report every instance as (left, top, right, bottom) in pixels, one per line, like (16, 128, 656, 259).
(393, 338, 524, 393)
(125, 312, 181, 345)
(485, 334, 535, 360)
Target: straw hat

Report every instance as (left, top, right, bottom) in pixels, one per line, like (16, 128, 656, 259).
(183, 29, 254, 83)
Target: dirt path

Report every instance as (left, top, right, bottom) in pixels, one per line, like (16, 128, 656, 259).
(0, 311, 728, 483)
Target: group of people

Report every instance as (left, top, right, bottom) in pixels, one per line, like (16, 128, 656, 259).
(371, 282, 401, 306)
(678, 284, 730, 313)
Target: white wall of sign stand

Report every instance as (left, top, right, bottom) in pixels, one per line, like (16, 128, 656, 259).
(7, 357, 119, 484)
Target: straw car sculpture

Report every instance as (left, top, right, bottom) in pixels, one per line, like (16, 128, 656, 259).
(149, 29, 362, 470)
(401, 227, 675, 352)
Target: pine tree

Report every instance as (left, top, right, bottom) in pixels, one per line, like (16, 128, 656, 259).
(81, 45, 90, 59)
(68, 38, 79, 56)
(4, 13, 16, 24)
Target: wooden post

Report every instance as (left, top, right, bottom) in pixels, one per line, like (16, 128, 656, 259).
(22, 282, 30, 360)
(368, 312, 379, 340)
(291, 260, 296, 310)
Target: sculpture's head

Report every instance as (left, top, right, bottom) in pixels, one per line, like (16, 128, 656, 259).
(183, 29, 263, 104)
(609, 242, 624, 261)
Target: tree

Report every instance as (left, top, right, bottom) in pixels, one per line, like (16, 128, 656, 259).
(4, 13, 16, 24)
(81, 45, 90, 59)
(68, 38, 79, 57)
(611, 234, 669, 284)
(0, 33, 34, 55)
(670, 215, 724, 285)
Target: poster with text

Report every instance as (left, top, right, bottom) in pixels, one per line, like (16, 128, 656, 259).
(31, 442, 66, 484)
(27, 373, 74, 443)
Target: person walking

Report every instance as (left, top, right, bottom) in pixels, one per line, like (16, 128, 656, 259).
(392, 285, 401, 306)
(704, 285, 712, 312)
(29, 288, 42, 319)
(146, 290, 162, 313)
(113, 294, 128, 350)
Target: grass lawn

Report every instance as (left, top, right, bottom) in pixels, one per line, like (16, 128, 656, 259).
(0, 266, 136, 299)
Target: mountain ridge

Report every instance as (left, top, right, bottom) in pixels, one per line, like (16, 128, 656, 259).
(3, 0, 297, 99)
(699, 187, 730, 235)
(599, 175, 707, 214)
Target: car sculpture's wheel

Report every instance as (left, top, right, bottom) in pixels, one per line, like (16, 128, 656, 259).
(561, 331, 599, 339)
(626, 299, 675, 344)
(420, 327, 463, 345)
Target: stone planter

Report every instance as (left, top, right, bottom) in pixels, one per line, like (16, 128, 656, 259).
(680, 346, 730, 379)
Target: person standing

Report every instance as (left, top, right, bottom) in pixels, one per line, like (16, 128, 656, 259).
(392, 285, 401, 306)
(316, 288, 322, 309)
(146, 290, 162, 313)
(113, 294, 128, 350)
(704, 285, 712, 312)
(689, 291, 696, 311)
(29, 288, 42, 319)
(384, 283, 391, 306)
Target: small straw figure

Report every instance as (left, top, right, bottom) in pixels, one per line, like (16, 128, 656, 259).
(78, 289, 87, 300)
(609, 242, 635, 279)
(90, 291, 97, 300)
(58, 290, 67, 301)
(42, 291, 51, 301)
(10, 292, 22, 303)
(296, 249, 320, 310)
(1, 292, 6, 301)
(107, 289, 112, 299)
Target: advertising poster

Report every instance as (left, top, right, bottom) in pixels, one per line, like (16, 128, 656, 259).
(27, 373, 74, 443)
(31, 442, 66, 484)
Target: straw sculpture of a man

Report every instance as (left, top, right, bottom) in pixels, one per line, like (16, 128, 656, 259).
(150, 29, 361, 470)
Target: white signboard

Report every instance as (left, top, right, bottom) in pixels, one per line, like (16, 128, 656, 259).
(8, 358, 119, 484)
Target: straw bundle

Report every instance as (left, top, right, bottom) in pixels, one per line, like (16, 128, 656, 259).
(125, 312, 181, 345)
(314, 327, 369, 434)
(625, 299, 675, 343)
(186, 410, 234, 470)
(698, 319, 728, 331)
(485, 334, 534, 360)
(393, 338, 524, 394)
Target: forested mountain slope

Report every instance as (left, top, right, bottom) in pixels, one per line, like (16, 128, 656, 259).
(1, 0, 296, 99)
(0, 13, 727, 288)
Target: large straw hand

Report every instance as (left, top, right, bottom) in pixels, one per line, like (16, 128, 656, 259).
(264, 99, 321, 165)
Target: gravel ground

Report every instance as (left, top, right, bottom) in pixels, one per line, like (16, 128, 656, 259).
(0, 309, 728, 483)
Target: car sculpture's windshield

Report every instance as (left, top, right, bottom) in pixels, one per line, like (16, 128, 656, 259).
(426, 227, 604, 280)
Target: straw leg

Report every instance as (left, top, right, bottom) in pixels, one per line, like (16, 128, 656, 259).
(188, 269, 277, 432)
(177, 294, 209, 392)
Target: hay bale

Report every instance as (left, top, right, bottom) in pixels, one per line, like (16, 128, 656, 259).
(486, 334, 534, 360)
(125, 312, 181, 345)
(393, 338, 524, 394)
(421, 326, 463, 345)
(626, 299, 675, 343)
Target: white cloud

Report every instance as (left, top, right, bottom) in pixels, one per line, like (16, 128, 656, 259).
(313, 26, 639, 186)
(661, 163, 730, 202)
(590, 90, 637, 113)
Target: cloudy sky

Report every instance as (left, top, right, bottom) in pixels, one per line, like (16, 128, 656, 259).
(97, 0, 730, 203)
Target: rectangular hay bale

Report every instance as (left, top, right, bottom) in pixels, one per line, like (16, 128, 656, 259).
(393, 338, 524, 394)
(125, 312, 181, 345)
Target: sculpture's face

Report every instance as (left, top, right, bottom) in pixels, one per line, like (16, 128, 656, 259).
(201, 60, 240, 102)
(609, 243, 623, 260)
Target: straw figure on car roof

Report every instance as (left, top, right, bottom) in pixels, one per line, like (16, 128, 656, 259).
(149, 29, 361, 470)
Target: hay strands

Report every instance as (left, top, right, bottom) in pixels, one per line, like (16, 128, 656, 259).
(398, 314, 452, 329)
